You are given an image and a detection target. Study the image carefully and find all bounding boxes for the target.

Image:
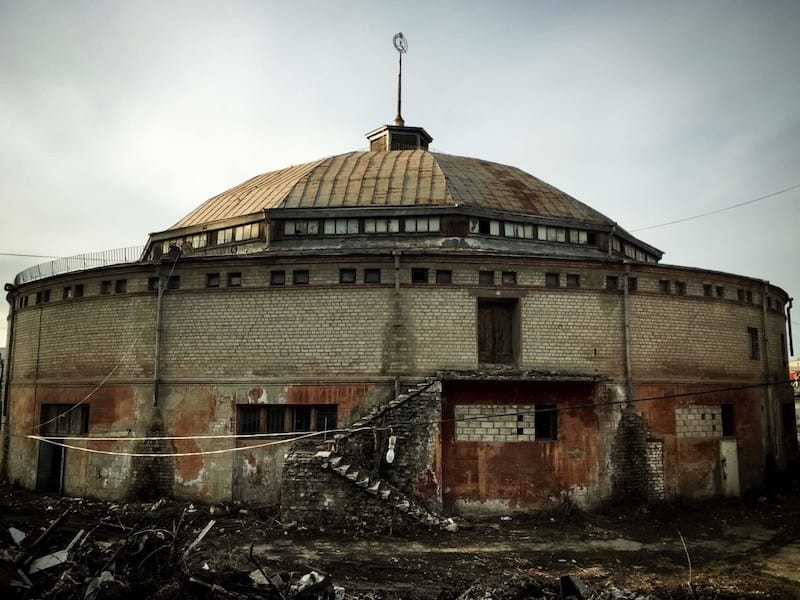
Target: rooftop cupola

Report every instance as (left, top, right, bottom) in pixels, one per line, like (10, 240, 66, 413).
(365, 33, 433, 151)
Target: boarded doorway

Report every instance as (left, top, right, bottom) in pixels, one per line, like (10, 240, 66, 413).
(477, 299, 517, 364)
(719, 439, 740, 497)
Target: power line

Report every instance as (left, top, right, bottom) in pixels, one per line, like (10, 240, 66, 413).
(630, 183, 800, 233)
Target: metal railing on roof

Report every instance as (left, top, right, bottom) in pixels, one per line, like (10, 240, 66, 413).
(13, 246, 145, 286)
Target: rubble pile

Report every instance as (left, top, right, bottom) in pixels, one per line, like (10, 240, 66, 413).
(0, 495, 341, 599)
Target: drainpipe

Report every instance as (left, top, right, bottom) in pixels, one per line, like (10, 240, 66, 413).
(622, 262, 633, 406)
(262, 211, 271, 249)
(0, 285, 17, 480)
(761, 282, 777, 466)
(152, 266, 166, 408)
(393, 250, 401, 293)
(787, 298, 795, 357)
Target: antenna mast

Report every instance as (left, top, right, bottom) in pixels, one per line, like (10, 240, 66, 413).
(393, 32, 407, 126)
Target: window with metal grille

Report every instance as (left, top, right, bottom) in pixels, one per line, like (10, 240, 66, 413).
(236, 404, 337, 435)
(40, 404, 89, 435)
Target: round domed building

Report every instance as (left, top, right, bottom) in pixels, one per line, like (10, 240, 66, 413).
(1, 119, 796, 525)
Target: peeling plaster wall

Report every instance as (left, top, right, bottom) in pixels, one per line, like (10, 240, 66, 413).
(3, 256, 794, 511)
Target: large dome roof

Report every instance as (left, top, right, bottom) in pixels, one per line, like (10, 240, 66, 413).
(171, 150, 614, 230)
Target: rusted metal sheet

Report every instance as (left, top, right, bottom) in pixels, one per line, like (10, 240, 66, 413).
(284, 383, 375, 424)
(168, 150, 615, 231)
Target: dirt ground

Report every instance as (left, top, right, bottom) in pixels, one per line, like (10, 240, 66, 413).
(1, 483, 800, 599)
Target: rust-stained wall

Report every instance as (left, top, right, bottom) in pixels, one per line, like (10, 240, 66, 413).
(3, 254, 794, 512)
(441, 380, 600, 514)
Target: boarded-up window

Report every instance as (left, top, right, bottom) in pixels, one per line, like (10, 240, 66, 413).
(478, 299, 516, 364)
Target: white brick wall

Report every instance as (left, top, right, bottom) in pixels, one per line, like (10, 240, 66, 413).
(675, 405, 723, 439)
(454, 404, 535, 442)
(646, 440, 665, 500)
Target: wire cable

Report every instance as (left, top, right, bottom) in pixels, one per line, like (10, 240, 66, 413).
(630, 183, 800, 233)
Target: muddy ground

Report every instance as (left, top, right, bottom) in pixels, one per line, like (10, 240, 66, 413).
(1, 483, 799, 599)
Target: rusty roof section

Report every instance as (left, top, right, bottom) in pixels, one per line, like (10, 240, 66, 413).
(170, 150, 613, 229)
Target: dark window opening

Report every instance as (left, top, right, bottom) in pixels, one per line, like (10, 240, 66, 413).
(293, 270, 309, 285)
(63, 286, 72, 300)
(236, 404, 337, 435)
(501, 271, 517, 285)
(675, 281, 686, 296)
(716, 285, 724, 298)
(478, 219, 490, 234)
(721, 404, 735, 436)
(167, 276, 180, 290)
(410, 268, 428, 284)
(479, 271, 494, 286)
(206, 273, 220, 288)
(364, 268, 381, 284)
(605, 276, 619, 290)
(566, 274, 580, 289)
(100, 281, 112, 295)
(478, 299, 516, 365)
(627, 277, 637, 292)
(746, 290, 753, 304)
(748, 327, 759, 360)
(545, 272, 560, 288)
(340, 268, 357, 284)
(737, 289, 745, 302)
(270, 270, 286, 286)
(115, 279, 127, 294)
(534, 405, 558, 440)
(659, 280, 671, 294)
(148, 277, 160, 291)
(74, 284, 84, 298)
(586, 232, 597, 245)
(228, 272, 242, 287)
(436, 270, 452, 284)
(703, 284, 712, 297)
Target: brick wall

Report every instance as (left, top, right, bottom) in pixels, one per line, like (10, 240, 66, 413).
(4, 254, 792, 507)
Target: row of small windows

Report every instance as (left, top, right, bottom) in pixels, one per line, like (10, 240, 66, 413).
(14, 272, 784, 309)
(610, 237, 657, 263)
(158, 222, 263, 255)
(469, 218, 597, 247)
(285, 216, 441, 237)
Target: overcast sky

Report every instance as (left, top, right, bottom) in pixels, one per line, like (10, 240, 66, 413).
(1, 1, 798, 356)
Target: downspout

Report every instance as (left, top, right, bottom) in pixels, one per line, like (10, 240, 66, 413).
(622, 262, 633, 406)
(393, 250, 401, 293)
(787, 298, 795, 357)
(0, 286, 17, 480)
(262, 210, 271, 249)
(761, 282, 777, 467)
(152, 266, 165, 408)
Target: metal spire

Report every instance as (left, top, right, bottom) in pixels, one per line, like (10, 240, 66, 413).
(393, 32, 407, 126)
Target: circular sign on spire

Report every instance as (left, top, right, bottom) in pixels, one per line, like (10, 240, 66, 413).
(393, 32, 407, 53)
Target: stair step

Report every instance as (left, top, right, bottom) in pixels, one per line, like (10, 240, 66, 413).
(333, 464, 351, 476)
(367, 481, 381, 494)
(345, 469, 359, 481)
(379, 488, 392, 500)
(396, 500, 410, 512)
(356, 476, 370, 487)
(329, 455, 343, 467)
